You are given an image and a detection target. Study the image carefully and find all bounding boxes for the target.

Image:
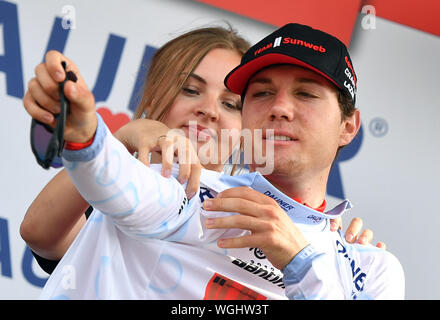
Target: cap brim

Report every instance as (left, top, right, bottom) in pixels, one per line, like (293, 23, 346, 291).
(225, 53, 341, 95)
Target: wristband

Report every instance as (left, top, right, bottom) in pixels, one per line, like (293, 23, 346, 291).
(64, 133, 96, 150)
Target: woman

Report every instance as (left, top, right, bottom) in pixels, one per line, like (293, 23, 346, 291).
(21, 26, 378, 290)
(21, 26, 247, 272)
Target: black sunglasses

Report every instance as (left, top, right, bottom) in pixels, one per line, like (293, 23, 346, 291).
(30, 61, 76, 169)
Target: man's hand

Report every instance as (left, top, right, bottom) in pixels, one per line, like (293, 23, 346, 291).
(330, 217, 386, 249)
(24, 50, 97, 143)
(203, 186, 309, 270)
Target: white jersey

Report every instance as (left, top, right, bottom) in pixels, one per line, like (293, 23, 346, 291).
(40, 114, 405, 300)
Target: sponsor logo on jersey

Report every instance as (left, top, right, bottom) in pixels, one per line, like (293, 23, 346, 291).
(249, 247, 266, 259)
(263, 190, 295, 212)
(306, 215, 323, 223)
(231, 258, 285, 289)
(335, 240, 367, 299)
(177, 196, 187, 215)
(204, 273, 267, 300)
(199, 187, 216, 203)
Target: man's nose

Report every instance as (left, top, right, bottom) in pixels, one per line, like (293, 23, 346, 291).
(269, 92, 294, 121)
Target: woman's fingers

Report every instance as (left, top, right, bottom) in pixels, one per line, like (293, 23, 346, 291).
(158, 135, 175, 178)
(23, 90, 55, 125)
(161, 134, 201, 199)
(176, 138, 192, 184)
(34, 62, 60, 101)
(185, 162, 201, 199)
(25, 50, 95, 140)
(42, 50, 94, 116)
(116, 119, 202, 200)
(45, 50, 82, 83)
(136, 147, 151, 166)
(27, 78, 60, 115)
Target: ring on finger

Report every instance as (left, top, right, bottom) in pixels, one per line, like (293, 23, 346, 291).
(156, 134, 167, 144)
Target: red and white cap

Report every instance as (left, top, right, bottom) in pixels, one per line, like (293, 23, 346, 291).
(225, 23, 358, 104)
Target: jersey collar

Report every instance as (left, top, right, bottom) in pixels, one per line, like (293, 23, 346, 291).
(201, 169, 352, 228)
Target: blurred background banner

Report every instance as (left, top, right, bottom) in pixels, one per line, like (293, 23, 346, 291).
(196, 0, 440, 44)
(0, 0, 439, 299)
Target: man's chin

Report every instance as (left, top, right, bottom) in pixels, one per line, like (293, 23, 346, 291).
(253, 160, 301, 177)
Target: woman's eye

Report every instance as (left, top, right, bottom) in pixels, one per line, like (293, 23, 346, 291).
(183, 87, 199, 96)
(223, 101, 241, 111)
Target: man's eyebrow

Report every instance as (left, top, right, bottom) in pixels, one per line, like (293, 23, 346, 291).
(248, 77, 272, 85)
(296, 77, 324, 86)
(248, 77, 324, 86)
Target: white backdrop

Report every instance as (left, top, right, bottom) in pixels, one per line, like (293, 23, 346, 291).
(0, 0, 439, 299)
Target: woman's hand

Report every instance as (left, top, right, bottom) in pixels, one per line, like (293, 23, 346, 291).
(23, 50, 97, 143)
(114, 119, 202, 199)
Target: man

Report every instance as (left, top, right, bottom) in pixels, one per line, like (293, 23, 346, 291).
(203, 23, 405, 299)
(39, 23, 404, 300)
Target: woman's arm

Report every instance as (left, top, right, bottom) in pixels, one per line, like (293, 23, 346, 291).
(21, 118, 202, 262)
(62, 115, 191, 239)
(21, 50, 96, 260)
(21, 52, 201, 262)
(20, 169, 88, 260)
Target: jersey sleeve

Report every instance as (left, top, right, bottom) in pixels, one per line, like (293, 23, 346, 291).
(61, 113, 190, 240)
(357, 250, 405, 299)
(282, 244, 347, 299)
(282, 243, 406, 300)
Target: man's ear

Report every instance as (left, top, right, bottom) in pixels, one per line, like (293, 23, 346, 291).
(339, 109, 361, 147)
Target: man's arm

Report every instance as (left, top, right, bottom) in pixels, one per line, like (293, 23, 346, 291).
(357, 249, 405, 299)
(282, 244, 347, 299)
(203, 186, 347, 299)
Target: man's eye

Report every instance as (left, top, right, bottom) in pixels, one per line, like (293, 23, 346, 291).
(252, 91, 271, 98)
(297, 91, 318, 98)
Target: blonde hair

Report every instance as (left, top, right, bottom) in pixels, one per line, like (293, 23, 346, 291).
(132, 26, 250, 121)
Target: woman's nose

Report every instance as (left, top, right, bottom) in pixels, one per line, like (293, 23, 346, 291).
(195, 97, 220, 121)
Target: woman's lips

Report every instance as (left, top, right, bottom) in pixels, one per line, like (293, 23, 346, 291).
(183, 123, 215, 142)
